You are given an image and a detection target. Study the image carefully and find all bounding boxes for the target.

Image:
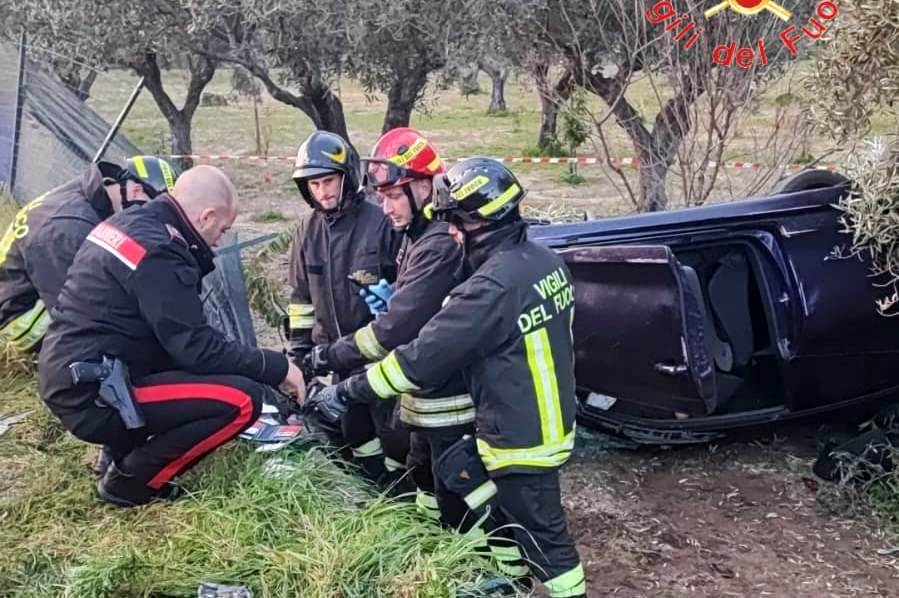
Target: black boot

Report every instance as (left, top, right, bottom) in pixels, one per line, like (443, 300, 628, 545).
(92, 446, 113, 476)
(97, 463, 183, 508)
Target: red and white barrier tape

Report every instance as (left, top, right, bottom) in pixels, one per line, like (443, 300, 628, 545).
(166, 154, 839, 172)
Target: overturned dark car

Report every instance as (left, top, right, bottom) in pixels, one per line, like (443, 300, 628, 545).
(529, 171, 899, 445)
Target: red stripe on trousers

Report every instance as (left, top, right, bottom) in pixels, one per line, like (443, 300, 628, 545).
(133, 383, 254, 490)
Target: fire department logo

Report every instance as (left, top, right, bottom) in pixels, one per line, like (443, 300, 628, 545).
(645, 0, 839, 66)
(705, 0, 792, 21)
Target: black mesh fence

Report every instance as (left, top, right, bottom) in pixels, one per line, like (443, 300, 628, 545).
(0, 36, 259, 347)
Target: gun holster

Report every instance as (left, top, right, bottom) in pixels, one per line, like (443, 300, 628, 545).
(69, 356, 145, 430)
(434, 435, 497, 515)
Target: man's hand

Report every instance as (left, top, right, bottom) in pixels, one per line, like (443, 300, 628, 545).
(281, 361, 306, 403)
(361, 278, 393, 315)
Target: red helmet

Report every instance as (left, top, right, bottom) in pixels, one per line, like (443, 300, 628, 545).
(364, 127, 445, 190)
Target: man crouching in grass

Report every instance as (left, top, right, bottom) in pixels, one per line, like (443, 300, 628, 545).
(37, 165, 305, 507)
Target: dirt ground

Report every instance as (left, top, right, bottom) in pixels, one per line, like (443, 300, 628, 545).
(230, 202, 899, 598)
(561, 425, 899, 597)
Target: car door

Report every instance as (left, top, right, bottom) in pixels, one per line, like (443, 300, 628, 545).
(560, 245, 719, 418)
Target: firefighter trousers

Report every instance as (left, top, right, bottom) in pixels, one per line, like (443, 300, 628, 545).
(339, 399, 410, 490)
(59, 370, 263, 492)
(407, 427, 476, 528)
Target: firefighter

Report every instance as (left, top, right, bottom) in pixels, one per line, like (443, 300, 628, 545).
(37, 165, 305, 507)
(303, 127, 475, 521)
(285, 130, 404, 485)
(0, 156, 177, 354)
(313, 158, 587, 597)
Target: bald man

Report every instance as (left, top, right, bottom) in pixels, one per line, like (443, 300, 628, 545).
(38, 165, 304, 507)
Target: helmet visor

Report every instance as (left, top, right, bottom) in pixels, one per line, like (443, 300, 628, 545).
(363, 159, 428, 189)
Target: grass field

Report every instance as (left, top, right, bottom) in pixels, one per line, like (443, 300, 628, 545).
(82, 62, 897, 222)
(3, 62, 899, 597)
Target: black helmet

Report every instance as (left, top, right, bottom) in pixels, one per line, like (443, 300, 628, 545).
(429, 158, 526, 224)
(97, 156, 178, 209)
(125, 155, 178, 196)
(292, 131, 361, 210)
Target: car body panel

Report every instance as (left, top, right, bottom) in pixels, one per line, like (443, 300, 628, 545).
(529, 183, 899, 442)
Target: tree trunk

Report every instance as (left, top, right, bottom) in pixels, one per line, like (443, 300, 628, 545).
(307, 82, 349, 141)
(252, 94, 262, 155)
(135, 52, 216, 171)
(382, 67, 429, 133)
(531, 60, 574, 150)
(59, 68, 98, 101)
(577, 70, 704, 212)
(460, 64, 481, 96)
(219, 54, 352, 146)
(478, 60, 507, 114)
(78, 70, 98, 101)
(169, 112, 193, 167)
(637, 155, 669, 213)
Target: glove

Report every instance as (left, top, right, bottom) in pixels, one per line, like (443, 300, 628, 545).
(361, 279, 393, 315)
(308, 382, 350, 424)
(301, 345, 332, 378)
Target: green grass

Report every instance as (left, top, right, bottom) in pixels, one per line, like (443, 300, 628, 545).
(0, 369, 501, 597)
(0, 205, 503, 597)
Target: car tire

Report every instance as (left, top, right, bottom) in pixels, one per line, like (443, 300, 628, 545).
(772, 169, 851, 194)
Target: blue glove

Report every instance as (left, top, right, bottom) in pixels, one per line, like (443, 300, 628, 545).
(360, 278, 393, 315)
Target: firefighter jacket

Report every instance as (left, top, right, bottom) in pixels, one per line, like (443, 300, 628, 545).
(0, 165, 114, 352)
(327, 215, 475, 430)
(38, 194, 289, 418)
(346, 221, 578, 476)
(286, 193, 399, 370)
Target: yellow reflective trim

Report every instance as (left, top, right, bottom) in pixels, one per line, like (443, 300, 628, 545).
(399, 393, 476, 427)
(476, 428, 575, 471)
(382, 352, 419, 393)
(351, 437, 383, 458)
(160, 160, 176, 191)
(451, 175, 489, 201)
(490, 544, 529, 577)
(464, 479, 497, 509)
(400, 393, 473, 412)
(366, 363, 396, 399)
(477, 183, 521, 217)
(289, 316, 315, 329)
(288, 303, 315, 330)
(400, 408, 476, 428)
(131, 156, 149, 178)
(322, 147, 347, 164)
(415, 490, 440, 519)
(0, 194, 46, 264)
(525, 327, 563, 445)
(354, 324, 388, 361)
(423, 203, 434, 221)
(384, 456, 405, 472)
(0, 300, 50, 351)
(544, 563, 586, 598)
(388, 138, 427, 167)
(288, 303, 315, 316)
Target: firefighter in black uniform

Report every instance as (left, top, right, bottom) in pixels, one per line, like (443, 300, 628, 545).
(38, 165, 304, 507)
(0, 156, 177, 353)
(285, 131, 403, 485)
(315, 158, 587, 597)
(303, 127, 475, 522)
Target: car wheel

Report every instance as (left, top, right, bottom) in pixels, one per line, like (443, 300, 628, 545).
(772, 169, 851, 194)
